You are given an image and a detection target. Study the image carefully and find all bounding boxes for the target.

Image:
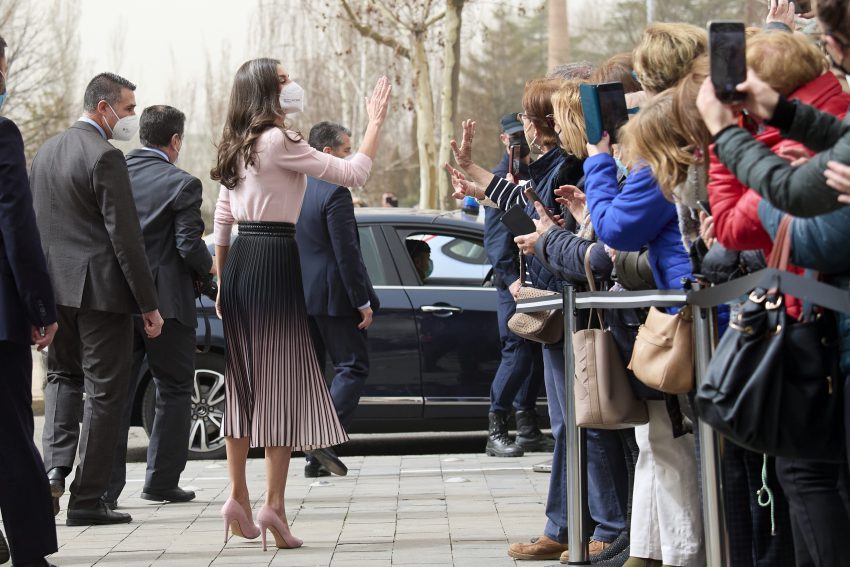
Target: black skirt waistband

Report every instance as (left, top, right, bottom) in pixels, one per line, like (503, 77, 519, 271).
(238, 221, 295, 237)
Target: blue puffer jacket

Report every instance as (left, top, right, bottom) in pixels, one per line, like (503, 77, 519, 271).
(584, 154, 692, 291)
(758, 200, 850, 373)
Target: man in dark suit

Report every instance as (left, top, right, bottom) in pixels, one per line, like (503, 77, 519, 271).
(104, 105, 212, 508)
(296, 121, 379, 478)
(30, 72, 163, 526)
(0, 35, 60, 567)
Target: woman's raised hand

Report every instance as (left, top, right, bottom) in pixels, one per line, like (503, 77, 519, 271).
(444, 162, 484, 200)
(450, 119, 476, 170)
(366, 76, 392, 126)
(554, 184, 587, 224)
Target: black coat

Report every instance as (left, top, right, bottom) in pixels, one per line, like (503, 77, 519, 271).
(125, 149, 212, 328)
(0, 117, 56, 344)
(295, 177, 378, 317)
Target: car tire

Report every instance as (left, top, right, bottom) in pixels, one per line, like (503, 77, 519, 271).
(141, 351, 228, 460)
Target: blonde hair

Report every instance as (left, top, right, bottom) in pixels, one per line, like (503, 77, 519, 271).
(747, 31, 829, 96)
(620, 90, 695, 201)
(672, 56, 713, 156)
(551, 81, 588, 158)
(633, 23, 708, 93)
(522, 78, 565, 149)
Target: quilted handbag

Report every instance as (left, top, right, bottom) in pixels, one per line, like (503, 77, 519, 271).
(508, 254, 563, 344)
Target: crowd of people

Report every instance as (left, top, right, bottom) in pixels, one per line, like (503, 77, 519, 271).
(3, 0, 850, 565)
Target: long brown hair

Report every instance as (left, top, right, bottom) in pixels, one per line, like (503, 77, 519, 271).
(551, 81, 588, 158)
(522, 78, 564, 149)
(211, 58, 300, 189)
(620, 90, 695, 200)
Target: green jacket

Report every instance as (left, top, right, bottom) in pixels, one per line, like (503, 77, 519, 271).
(714, 101, 850, 217)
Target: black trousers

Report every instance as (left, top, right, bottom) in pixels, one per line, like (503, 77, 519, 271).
(0, 341, 58, 564)
(106, 318, 195, 500)
(307, 314, 369, 431)
(775, 457, 850, 567)
(42, 306, 132, 509)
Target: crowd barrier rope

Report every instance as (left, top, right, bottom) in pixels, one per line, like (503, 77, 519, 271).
(514, 267, 850, 566)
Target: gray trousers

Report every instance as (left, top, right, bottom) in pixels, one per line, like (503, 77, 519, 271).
(42, 305, 133, 510)
(106, 318, 195, 501)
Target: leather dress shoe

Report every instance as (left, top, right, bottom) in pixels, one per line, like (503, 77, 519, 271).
(100, 497, 118, 511)
(0, 527, 9, 564)
(305, 447, 347, 476)
(304, 462, 330, 478)
(508, 535, 568, 560)
(140, 487, 196, 503)
(66, 502, 132, 526)
(46, 467, 69, 498)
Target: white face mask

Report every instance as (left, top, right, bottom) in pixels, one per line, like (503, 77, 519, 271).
(105, 103, 139, 141)
(279, 81, 305, 114)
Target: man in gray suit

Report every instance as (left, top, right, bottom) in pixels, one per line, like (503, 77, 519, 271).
(30, 72, 163, 526)
(104, 105, 212, 507)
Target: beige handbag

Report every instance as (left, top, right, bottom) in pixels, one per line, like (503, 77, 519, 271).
(508, 255, 564, 344)
(628, 304, 694, 394)
(573, 245, 648, 429)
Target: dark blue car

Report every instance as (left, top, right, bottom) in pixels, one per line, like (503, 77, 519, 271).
(130, 208, 524, 459)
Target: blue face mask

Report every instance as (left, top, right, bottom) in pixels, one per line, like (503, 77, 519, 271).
(614, 156, 629, 178)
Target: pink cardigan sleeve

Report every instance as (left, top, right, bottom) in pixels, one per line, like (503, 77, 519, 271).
(213, 184, 234, 247)
(269, 129, 373, 187)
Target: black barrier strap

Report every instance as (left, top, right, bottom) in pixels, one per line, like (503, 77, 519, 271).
(517, 268, 850, 314)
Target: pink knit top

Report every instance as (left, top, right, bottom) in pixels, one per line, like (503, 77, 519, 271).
(213, 128, 372, 246)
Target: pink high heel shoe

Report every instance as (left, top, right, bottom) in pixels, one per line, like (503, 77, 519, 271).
(221, 497, 260, 542)
(257, 505, 303, 551)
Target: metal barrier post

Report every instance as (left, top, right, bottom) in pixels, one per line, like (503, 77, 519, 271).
(692, 285, 729, 566)
(563, 285, 589, 565)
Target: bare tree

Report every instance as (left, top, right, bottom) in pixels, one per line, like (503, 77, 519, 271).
(437, 0, 465, 209)
(548, 0, 570, 70)
(2, 0, 81, 162)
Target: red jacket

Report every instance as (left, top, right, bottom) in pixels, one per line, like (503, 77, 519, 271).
(707, 72, 850, 317)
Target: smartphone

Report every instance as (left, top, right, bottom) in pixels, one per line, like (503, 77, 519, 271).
(697, 200, 712, 217)
(523, 186, 558, 223)
(509, 145, 520, 180)
(500, 204, 537, 236)
(795, 0, 812, 13)
(579, 82, 628, 144)
(708, 21, 747, 103)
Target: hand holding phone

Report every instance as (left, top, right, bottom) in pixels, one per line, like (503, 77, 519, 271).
(523, 187, 558, 224)
(580, 82, 628, 144)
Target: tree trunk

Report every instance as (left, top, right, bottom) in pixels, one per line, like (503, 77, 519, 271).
(413, 35, 439, 210)
(547, 0, 570, 71)
(437, 0, 465, 210)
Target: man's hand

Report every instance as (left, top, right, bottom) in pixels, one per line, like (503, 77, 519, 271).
(696, 77, 739, 136)
(31, 322, 58, 351)
(142, 309, 164, 338)
(514, 231, 540, 256)
(735, 71, 781, 121)
(766, 0, 796, 29)
(778, 145, 812, 167)
(825, 160, 850, 204)
(449, 119, 476, 170)
(586, 132, 611, 157)
(357, 306, 374, 330)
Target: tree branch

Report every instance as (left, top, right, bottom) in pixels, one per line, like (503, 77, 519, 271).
(425, 10, 446, 27)
(372, 0, 410, 32)
(339, 0, 411, 60)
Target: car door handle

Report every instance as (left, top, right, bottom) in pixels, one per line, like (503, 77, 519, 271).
(421, 304, 463, 315)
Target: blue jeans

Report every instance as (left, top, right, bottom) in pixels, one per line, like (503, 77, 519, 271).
(490, 287, 544, 413)
(542, 346, 629, 544)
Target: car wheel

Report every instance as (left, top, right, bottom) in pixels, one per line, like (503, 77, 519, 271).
(141, 351, 227, 460)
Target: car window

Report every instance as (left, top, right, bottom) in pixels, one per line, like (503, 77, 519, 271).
(358, 226, 388, 286)
(404, 232, 490, 287)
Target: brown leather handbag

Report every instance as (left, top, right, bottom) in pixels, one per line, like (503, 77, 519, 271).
(628, 303, 694, 394)
(573, 244, 649, 428)
(508, 255, 564, 344)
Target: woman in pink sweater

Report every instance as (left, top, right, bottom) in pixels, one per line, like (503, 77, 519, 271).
(211, 58, 390, 551)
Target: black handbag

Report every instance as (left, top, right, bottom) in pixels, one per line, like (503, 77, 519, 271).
(696, 216, 845, 461)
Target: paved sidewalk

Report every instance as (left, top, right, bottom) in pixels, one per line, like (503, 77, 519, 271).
(34, 453, 554, 567)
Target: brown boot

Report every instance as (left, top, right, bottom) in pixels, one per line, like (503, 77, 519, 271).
(508, 535, 568, 560)
(560, 539, 610, 563)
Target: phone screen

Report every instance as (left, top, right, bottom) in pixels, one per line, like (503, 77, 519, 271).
(709, 22, 746, 103)
(597, 82, 628, 144)
(509, 145, 520, 180)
